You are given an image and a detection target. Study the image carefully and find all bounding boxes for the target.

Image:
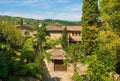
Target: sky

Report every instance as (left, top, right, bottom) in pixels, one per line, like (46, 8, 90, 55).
(0, 0, 82, 21)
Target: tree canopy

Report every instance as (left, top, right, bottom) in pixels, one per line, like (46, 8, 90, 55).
(20, 38, 35, 63)
(0, 21, 23, 49)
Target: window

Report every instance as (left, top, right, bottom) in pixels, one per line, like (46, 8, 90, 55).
(24, 31, 30, 35)
(72, 32, 81, 36)
(75, 32, 77, 36)
(78, 32, 80, 36)
(72, 32, 74, 36)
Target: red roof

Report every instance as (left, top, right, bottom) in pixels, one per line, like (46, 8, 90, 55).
(46, 26, 82, 32)
(47, 49, 66, 60)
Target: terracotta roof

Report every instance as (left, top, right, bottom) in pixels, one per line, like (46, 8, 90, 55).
(46, 26, 63, 31)
(46, 26, 82, 32)
(46, 49, 66, 60)
(67, 26, 82, 31)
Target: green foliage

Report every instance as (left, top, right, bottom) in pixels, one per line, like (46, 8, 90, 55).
(0, 15, 81, 27)
(0, 21, 23, 80)
(43, 19, 81, 26)
(61, 26, 68, 51)
(81, 26, 99, 56)
(20, 18, 23, 26)
(0, 15, 41, 28)
(36, 24, 47, 48)
(26, 57, 45, 80)
(65, 43, 82, 71)
(100, 0, 120, 74)
(9, 76, 20, 81)
(81, 0, 120, 80)
(43, 50, 51, 62)
(82, 0, 99, 27)
(86, 49, 115, 81)
(0, 21, 23, 49)
(85, 28, 120, 81)
(116, 45, 120, 74)
(81, 0, 99, 56)
(45, 38, 61, 49)
(0, 45, 14, 80)
(13, 43, 44, 80)
(21, 38, 35, 63)
(13, 58, 44, 80)
(100, 0, 120, 35)
(73, 72, 83, 81)
(34, 24, 47, 60)
(0, 21, 44, 80)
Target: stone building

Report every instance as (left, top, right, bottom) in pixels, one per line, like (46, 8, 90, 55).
(45, 49, 74, 72)
(16, 25, 82, 43)
(16, 25, 37, 38)
(46, 26, 82, 43)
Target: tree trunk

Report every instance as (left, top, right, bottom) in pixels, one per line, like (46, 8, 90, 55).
(40, 44, 42, 60)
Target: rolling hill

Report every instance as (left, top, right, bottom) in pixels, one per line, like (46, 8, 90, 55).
(0, 15, 81, 28)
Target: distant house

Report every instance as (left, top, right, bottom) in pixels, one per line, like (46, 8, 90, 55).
(46, 26, 82, 43)
(16, 25, 37, 38)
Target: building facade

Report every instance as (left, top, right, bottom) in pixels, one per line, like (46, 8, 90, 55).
(45, 49, 74, 72)
(46, 26, 82, 43)
(16, 25, 37, 38)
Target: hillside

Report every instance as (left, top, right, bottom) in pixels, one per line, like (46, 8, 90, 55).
(42, 19, 81, 26)
(0, 15, 81, 28)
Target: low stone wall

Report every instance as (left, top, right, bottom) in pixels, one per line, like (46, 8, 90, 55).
(19, 77, 41, 81)
(77, 63, 87, 75)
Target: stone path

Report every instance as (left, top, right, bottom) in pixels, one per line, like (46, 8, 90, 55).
(44, 59, 73, 81)
(50, 71, 73, 81)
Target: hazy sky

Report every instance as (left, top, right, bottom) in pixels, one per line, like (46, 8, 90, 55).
(0, 0, 82, 21)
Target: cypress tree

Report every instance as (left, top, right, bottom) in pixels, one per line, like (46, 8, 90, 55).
(61, 26, 68, 51)
(81, 0, 99, 55)
(20, 18, 23, 26)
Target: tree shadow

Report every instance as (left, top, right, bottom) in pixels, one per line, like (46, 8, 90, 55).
(52, 77, 61, 81)
(43, 62, 61, 81)
(81, 74, 88, 81)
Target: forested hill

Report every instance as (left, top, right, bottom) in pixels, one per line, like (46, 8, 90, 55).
(0, 15, 81, 27)
(42, 19, 81, 26)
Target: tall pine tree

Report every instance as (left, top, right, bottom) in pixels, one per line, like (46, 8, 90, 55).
(81, 0, 99, 56)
